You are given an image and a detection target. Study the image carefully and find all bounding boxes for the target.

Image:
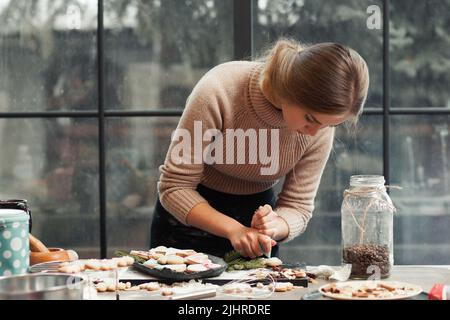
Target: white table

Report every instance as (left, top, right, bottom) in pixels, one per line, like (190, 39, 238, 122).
(92, 265, 450, 300)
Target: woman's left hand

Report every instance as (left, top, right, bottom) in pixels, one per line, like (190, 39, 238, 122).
(251, 204, 289, 241)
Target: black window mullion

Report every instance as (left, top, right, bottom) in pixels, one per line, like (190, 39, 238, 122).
(390, 108, 450, 115)
(383, 0, 390, 187)
(4, 107, 450, 120)
(233, 0, 253, 60)
(0, 111, 98, 118)
(97, 0, 107, 259)
(104, 110, 183, 117)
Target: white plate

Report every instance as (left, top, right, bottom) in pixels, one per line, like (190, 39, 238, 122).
(319, 280, 423, 300)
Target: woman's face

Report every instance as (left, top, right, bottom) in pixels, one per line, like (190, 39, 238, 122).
(280, 101, 352, 136)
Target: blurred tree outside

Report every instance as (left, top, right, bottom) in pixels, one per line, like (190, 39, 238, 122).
(1, 0, 449, 108)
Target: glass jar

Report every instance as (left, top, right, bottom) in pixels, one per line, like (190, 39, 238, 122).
(341, 175, 395, 279)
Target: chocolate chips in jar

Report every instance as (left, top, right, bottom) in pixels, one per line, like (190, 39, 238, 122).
(341, 175, 395, 280)
(343, 244, 391, 279)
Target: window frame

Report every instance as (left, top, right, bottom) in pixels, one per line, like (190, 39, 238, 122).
(0, 0, 449, 258)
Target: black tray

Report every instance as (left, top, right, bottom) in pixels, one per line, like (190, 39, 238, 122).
(127, 260, 308, 287)
(120, 277, 309, 287)
(132, 254, 227, 281)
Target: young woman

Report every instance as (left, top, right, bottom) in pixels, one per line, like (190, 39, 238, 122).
(150, 38, 369, 259)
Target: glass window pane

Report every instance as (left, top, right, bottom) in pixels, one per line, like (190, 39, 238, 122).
(104, 0, 234, 110)
(390, 115, 450, 264)
(253, 0, 383, 109)
(391, 0, 450, 108)
(106, 117, 179, 255)
(0, 1, 98, 112)
(280, 116, 383, 265)
(0, 118, 100, 258)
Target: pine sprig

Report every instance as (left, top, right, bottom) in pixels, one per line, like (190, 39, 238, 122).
(114, 250, 147, 264)
(223, 250, 266, 271)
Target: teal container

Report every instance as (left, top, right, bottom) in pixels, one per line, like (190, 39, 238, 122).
(0, 209, 30, 276)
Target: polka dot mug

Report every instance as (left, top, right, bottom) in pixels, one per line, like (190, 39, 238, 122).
(0, 209, 30, 277)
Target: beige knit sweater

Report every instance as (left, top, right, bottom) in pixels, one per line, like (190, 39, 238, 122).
(157, 61, 335, 242)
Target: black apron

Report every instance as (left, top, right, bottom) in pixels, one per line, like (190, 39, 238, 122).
(150, 184, 279, 258)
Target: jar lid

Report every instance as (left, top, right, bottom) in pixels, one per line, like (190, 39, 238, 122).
(0, 209, 29, 223)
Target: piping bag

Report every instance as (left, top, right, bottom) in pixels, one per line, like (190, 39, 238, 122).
(260, 243, 271, 258)
(254, 204, 277, 258)
(260, 237, 277, 258)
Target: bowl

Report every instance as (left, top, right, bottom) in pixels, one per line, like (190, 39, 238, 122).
(30, 248, 71, 266)
(0, 273, 87, 300)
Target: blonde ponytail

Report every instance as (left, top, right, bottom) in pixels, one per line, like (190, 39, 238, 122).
(260, 38, 369, 124)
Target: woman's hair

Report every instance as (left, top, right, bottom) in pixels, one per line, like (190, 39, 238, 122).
(260, 38, 369, 126)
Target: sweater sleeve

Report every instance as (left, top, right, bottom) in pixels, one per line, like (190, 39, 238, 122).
(275, 127, 335, 243)
(157, 80, 224, 225)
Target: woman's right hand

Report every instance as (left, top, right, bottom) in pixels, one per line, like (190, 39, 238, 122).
(227, 225, 276, 259)
(186, 202, 276, 258)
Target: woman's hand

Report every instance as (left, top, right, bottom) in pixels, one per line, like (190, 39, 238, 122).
(251, 204, 289, 241)
(227, 225, 276, 259)
(187, 202, 276, 258)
